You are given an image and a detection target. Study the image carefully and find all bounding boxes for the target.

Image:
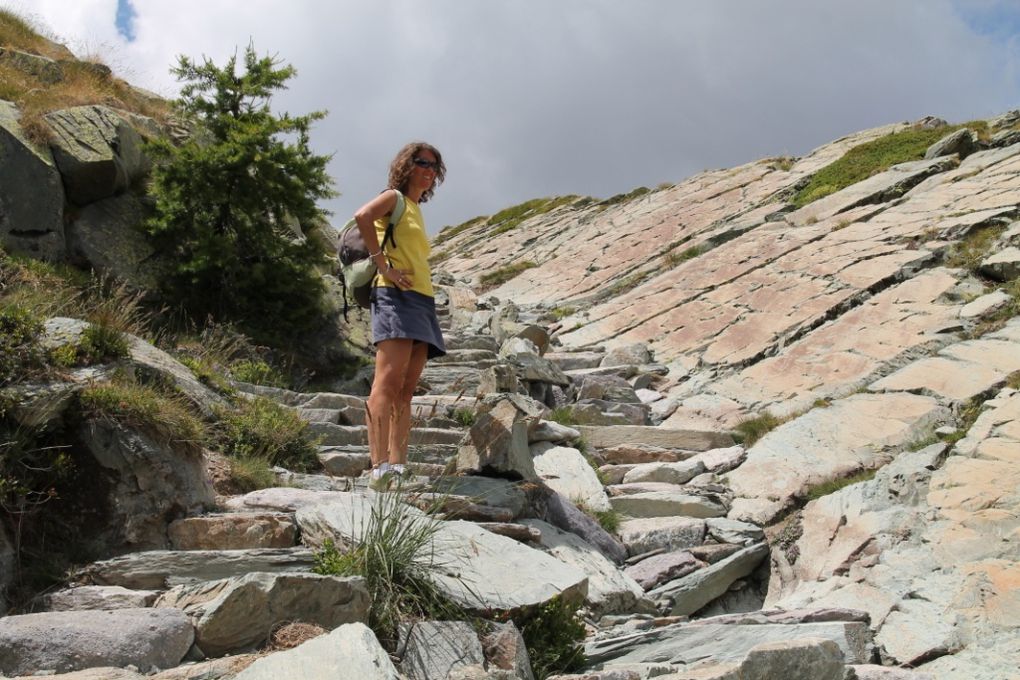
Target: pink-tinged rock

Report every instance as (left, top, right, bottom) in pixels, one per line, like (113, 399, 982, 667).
(625, 550, 705, 590)
(869, 357, 1005, 402)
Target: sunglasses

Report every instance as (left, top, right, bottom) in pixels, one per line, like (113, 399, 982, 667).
(413, 158, 439, 171)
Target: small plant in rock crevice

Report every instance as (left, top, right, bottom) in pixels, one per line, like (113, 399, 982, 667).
(732, 411, 786, 447)
(477, 261, 537, 291)
(804, 469, 877, 501)
(501, 595, 587, 680)
(78, 374, 205, 449)
(312, 491, 468, 648)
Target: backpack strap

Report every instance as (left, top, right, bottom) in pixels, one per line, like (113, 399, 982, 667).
(381, 189, 405, 251)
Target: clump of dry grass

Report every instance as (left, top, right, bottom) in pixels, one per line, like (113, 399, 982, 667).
(267, 621, 327, 650)
(0, 8, 169, 146)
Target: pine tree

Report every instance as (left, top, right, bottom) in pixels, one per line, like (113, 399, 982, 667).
(144, 45, 336, 342)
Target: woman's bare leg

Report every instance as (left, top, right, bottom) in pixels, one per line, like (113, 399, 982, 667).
(389, 342, 429, 465)
(366, 339, 414, 468)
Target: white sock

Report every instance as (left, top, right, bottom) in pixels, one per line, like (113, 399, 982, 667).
(372, 463, 391, 479)
(392, 464, 405, 475)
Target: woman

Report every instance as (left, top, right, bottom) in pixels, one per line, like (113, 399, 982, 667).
(353, 142, 447, 490)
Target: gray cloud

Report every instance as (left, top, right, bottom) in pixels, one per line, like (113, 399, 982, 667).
(7, 0, 1020, 233)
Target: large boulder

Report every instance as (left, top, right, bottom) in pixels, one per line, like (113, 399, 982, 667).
(65, 193, 161, 289)
(531, 443, 611, 512)
(79, 418, 215, 549)
(296, 494, 588, 612)
(399, 621, 485, 680)
(0, 100, 66, 259)
(457, 394, 541, 480)
(233, 622, 400, 680)
(0, 608, 193, 676)
(156, 572, 370, 657)
(43, 105, 149, 206)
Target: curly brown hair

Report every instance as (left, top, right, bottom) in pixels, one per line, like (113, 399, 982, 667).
(387, 141, 446, 203)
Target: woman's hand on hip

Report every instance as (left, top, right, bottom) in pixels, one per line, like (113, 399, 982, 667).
(383, 263, 414, 290)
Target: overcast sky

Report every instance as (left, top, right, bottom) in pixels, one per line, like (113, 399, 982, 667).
(6, 0, 1020, 233)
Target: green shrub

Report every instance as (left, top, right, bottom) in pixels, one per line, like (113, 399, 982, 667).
(733, 411, 785, 447)
(143, 45, 334, 344)
(312, 492, 466, 646)
(178, 356, 236, 395)
(227, 454, 279, 493)
(0, 304, 47, 385)
(550, 306, 576, 320)
(230, 359, 288, 388)
(548, 407, 578, 427)
(487, 196, 579, 236)
(945, 224, 1007, 273)
(804, 469, 877, 501)
(452, 408, 476, 427)
(214, 397, 318, 472)
(78, 376, 205, 447)
(791, 122, 988, 208)
(599, 186, 650, 207)
(508, 596, 587, 679)
(478, 261, 537, 291)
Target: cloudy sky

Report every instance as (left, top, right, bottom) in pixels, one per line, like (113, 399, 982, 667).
(6, 0, 1020, 233)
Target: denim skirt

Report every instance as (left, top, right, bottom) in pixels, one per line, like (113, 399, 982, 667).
(370, 287, 446, 359)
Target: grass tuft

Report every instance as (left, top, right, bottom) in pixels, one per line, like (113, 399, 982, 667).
(312, 492, 467, 647)
(213, 396, 319, 473)
(78, 374, 205, 448)
(478, 261, 537, 291)
(732, 411, 785, 447)
(804, 469, 877, 501)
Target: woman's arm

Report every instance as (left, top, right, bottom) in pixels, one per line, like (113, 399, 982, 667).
(353, 189, 412, 289)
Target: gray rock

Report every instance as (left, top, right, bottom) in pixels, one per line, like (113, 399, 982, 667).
(621, 460, 706, 485)
(44, 105, 147, 205)
(610, 490, 727, 519)
(569, 400, 649, 426)
(84, 548, 316, 589)
(510, 352, 573, 386)
(478, 363, 524, 395)
(432, 476, 528, 518)
(532, 443, 611, 512)
(318, 449, 372, 477)
(78, 418, 215, 549)
(0, 608, 193, 676)
(457, 395, 540, 480)
(577, 425, 733, 452)
(0, 379, 79, 429)
(521, 519, 649, 616)
(586, 618, 871, 667)
(124, 331, 231, 418)
(0, 100, 66, 260)
(624, 550, 704, 591)
(737, 637, 845, 680)
(222, 487, 350, 512)
(690, 445, 746, 474)
(168, 513, 298, 550)
(648, 542, 769, 616)
(924, 128, 978, 160)
(399, 621, 485, 680)
(482, 621, 535, 680)
(65, 193, 160, 289)
(600, 343, 653, 367)
(979, 245, 1020, 281)
(705, 518, 765, 545)
(617, 516, 707, 556)
(0, 47, 65, 83)
(499, 336, 542, 359)
(539, 490, 629, 564)
(233, 622, 399, 680)
(576, 374, 642, 404)
(545, 350, 605, 370)
(36, 585, 159, 611)
(156, 572, 369, 657)
(530, 419, 581, 444)
(959, 290, 1012, 319)
(850, 665, 937, 679)
(296, 495, 588, 612)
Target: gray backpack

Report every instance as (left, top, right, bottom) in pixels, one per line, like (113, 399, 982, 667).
(337, 190, 405, 318)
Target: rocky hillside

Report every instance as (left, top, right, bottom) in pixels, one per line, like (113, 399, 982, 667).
(2, 14, 1020, 679)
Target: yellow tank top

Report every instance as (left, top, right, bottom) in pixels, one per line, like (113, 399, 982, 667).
(373, 194, 434, 297)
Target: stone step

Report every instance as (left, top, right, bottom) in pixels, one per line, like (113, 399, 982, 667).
(420, 365, 482, 396)
(431, 348, 499, 365)
(577, 425, 734, 452)
(168, 512, 298, 551)
(610, 490, 728, 519)
(445, 335, 500, 352)
(545, 350, 605, 370)
(307, 423, 464, 447)
(81, 548, 316, 590)
(318, 443, 459, 467)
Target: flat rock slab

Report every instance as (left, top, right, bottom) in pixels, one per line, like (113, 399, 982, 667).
(84, 548, 315, 589)
(532, 444, 611, 512)
(36, 585, 158, 611)
(610, 490, 727, 519)
(726, 392, 948, 508)
(621, 460, 706, 485)
(617, 516, 707, 556)
(521, 519, 647, 617)
(157, 572, 369, 657)
(578, 425, 733, 452)
(168, 513, 298, 550)
(587, 619, 871, 667)
(233, 623, 399, 680)
(0, 608, 193, 676)
(222, 487, 350, 512)
(869, 357, 1006, 402)
(625, 550, 704, 590)
(648, 542, 769, 616)
(296, 494, 588, 612)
